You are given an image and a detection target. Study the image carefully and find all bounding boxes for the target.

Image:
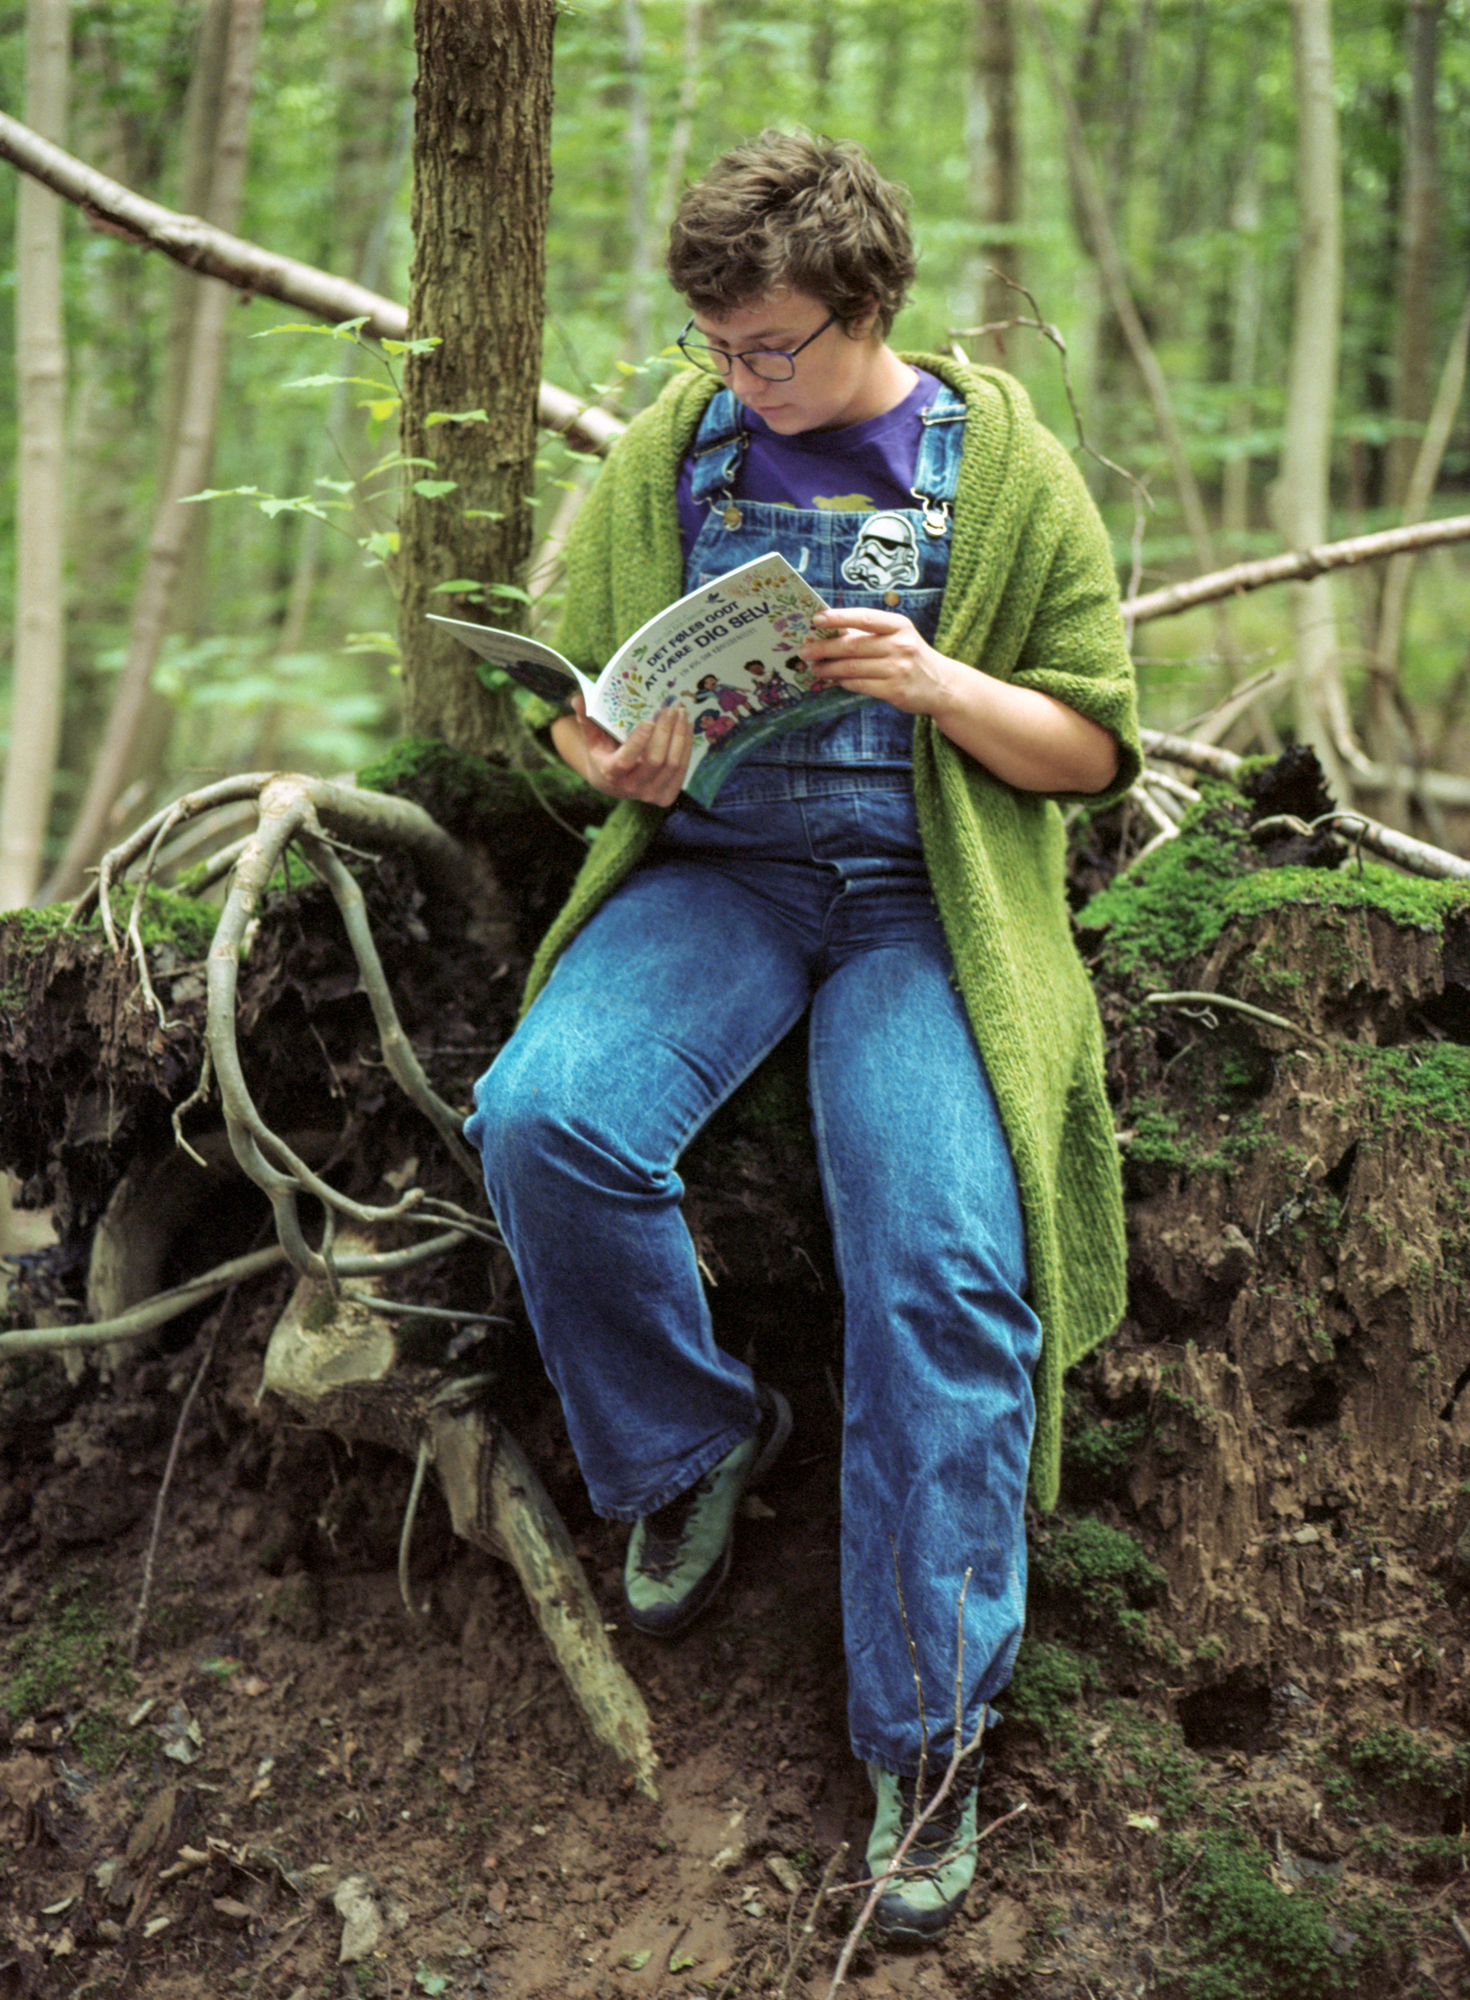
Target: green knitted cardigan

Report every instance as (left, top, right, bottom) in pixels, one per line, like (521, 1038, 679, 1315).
(520, 355, 1142, 1509)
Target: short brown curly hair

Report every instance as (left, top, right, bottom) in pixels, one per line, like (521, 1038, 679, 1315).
(665, 129, 916, 337)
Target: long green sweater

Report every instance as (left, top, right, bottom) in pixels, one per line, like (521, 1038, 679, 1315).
(521, 356, 1142, 1509)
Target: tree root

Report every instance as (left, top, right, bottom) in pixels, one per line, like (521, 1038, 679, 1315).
(30, 769, 661, 1794)
(262, 1242, 659, 1797)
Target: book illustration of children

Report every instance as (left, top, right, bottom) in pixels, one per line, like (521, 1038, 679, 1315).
(745, 657, 804, 711)
(693, 706, 738, 745)
(693, 672, 755, 721)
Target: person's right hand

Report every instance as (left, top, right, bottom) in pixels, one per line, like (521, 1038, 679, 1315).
(554, 695, 694, 806)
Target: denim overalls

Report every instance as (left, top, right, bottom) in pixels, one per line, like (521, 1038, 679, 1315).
(467, 383, 1041, 1774)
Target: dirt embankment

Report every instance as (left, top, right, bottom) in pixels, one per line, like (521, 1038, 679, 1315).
(5, 750, 1470, 1998)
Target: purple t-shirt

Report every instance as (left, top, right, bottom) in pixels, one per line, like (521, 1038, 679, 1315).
(675, 368, 944, 561)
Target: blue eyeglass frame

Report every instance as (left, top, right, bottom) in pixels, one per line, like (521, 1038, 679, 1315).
(675, 310, 840, 381)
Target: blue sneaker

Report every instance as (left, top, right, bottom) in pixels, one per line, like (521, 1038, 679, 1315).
(865, 1757, 981, 1941)
(622, 1384, 791, 1636)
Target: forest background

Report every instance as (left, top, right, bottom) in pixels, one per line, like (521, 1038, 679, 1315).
(0, 0, 1468, 911)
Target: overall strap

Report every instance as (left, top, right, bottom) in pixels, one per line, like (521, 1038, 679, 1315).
(687, 389, 747, 509)
(911, 384, 968, 539)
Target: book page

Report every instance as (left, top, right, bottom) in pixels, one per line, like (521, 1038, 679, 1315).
(587, 554, 832, 774)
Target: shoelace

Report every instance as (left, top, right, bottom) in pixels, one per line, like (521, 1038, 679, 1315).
(895, 1771, 975, 1860)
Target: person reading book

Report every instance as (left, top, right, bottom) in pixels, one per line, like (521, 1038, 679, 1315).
(465, 129, 1141, 1942)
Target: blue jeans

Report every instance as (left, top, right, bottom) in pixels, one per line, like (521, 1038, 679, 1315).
(465, 760, 1040, 1774)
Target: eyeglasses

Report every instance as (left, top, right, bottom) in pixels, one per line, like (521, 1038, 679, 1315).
(676, 311, 839, 382)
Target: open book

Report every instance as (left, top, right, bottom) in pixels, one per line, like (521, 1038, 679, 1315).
(430, 551, 847, 806)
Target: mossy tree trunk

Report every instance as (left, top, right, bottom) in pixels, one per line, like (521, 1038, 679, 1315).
(397, 0, 556, 755)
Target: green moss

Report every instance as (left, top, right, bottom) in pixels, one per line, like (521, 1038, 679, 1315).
(1358, 1043, 1470, 1142)
(5, 1577, 134, 1726)
(1031, 1514, 1166, 1630)
(1165, 1832, 1354, 2000)
(1061, 1392, 1148, 1498)
(1079, 795, 1246, 982)
(1080, 781, 1470, 996)
(1005, 1637, 1095, 1747)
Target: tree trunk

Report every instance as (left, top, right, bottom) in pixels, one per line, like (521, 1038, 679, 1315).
(0, 0, 69, 911)
(1271, 0, 1346, 801)
(1384, 0, 1444, 514)
(965, 0, 1020, 339)
(40, 0, 264, 905)
(397, 0, 556, 755)
(621, 0, 655, 377)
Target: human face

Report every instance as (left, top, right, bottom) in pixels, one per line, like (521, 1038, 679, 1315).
(684, 289, 913, 435)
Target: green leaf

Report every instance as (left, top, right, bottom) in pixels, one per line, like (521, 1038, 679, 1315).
(281, 372, 387, 392)
(256, 496, 331, 522)
(484, 582, 531, 603)
(426, 407, 489, 427)
(411, 479, 459, 499)
(343, 631, 399, 657)
(359, 395, 401, 423)
(383, 335, 442, 356)
(362, 531, 400, 560)
(429, 578, 487, 594)
(178, 485, 267, 503)
(622, 1949, 652, 1970)
(669, 1952, 698, 1973)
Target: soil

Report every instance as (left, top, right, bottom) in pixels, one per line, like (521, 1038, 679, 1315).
(6, 753, 1470, 1999)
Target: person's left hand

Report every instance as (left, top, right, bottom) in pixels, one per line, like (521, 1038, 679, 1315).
(800, 608, 963, 718)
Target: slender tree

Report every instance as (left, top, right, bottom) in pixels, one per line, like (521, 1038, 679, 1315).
(42, 0, 264, 903)
(965, 0, 1020, 338)
(0, 0, 69, 909)
(397, 0, 557, 753)
(1272, 0, 1346, 798)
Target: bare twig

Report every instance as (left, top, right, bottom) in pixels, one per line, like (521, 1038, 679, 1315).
(825, 1568, 988, 1995)
(774, 1842, 848, 2000)
(128, 1315, 222, 1663)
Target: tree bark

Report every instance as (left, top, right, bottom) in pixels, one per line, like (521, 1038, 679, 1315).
(0, 0, 69, 910)
(396, 0, 557, 753)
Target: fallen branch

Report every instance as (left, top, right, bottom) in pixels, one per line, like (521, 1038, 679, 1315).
(0, 111, 624, 456)
(1123, 515, 1470, 625)
(1138, 734, 1470, 882)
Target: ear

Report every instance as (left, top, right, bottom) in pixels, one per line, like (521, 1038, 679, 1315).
(847, 296, 883, 340)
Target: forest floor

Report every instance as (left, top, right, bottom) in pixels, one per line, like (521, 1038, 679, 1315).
(4, 1265, 1470, 2000)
